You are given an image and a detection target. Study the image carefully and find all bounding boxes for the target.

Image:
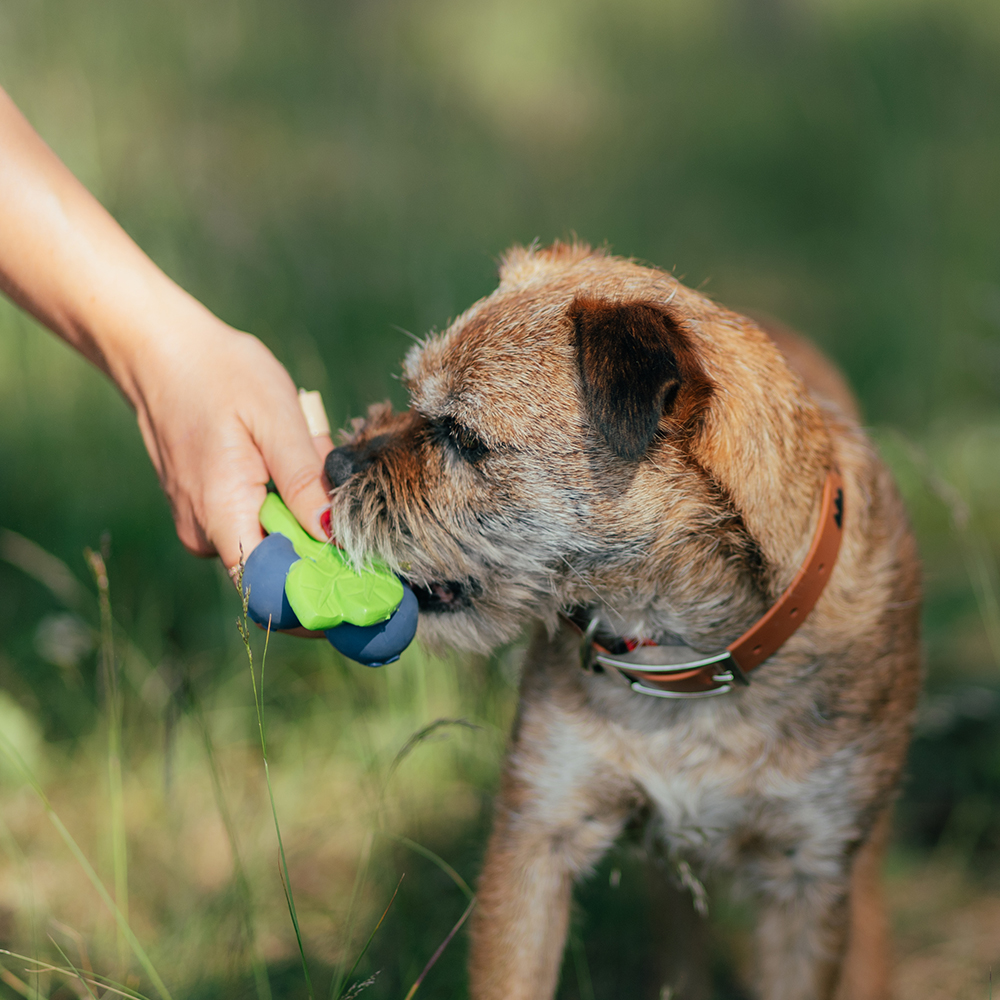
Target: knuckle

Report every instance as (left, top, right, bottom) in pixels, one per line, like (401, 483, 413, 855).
(280, 463, 325, 504)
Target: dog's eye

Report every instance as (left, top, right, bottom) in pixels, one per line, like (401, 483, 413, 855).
(438, 417, 489, 463)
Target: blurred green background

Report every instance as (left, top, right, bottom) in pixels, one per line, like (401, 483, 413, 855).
(1, 0, 1000, 997)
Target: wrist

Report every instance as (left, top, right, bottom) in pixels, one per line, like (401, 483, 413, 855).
(91, 279, 239, 414)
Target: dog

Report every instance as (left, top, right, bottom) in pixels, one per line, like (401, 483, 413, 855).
(325, 243, 921, 1000)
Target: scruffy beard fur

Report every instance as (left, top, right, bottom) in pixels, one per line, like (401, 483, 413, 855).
(326, 243, 921, 1000)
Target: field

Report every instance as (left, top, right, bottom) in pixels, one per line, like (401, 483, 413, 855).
(1, 0, 1000, 996)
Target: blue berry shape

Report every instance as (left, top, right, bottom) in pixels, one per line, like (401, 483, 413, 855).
(241, 533, 301, 631)
(326, 581, 419, 666)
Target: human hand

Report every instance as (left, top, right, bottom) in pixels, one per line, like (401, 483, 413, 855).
(0, 85, 332, 573)
(128, 316, 334, 571)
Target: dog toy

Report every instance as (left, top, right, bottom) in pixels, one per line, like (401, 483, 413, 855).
(241, 492, 418, 666)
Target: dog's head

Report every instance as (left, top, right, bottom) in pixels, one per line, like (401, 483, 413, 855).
(326, 244, 832, 653)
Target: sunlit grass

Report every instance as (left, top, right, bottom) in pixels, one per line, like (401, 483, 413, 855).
(0, 720, 171, 1000)
(0, 532, 511, 999)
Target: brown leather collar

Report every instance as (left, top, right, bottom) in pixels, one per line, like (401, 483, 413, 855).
(567, 467, 844, 699)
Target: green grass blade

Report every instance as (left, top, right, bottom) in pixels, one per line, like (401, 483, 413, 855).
(333, 874, 403, 1000)
(0, 958, 33, 998)
(0, 949, 154, 1000)
(193, 699, 272, 1000)
(401, 896, 476, 1000)
(265, 758, 314, 1000)
(329, 832, 374, 1000)
(382, 834, 474, 901)
(238, 566, 313, 1000)
(383, 719, 480, 791)
(48, 936, 97, 1000)
(85, 547, 129, 974)
(0, 732, 172, 1000)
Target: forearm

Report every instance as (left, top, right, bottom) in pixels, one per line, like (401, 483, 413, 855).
(0, 85, 223, 407)
(0, 85, 332, 566)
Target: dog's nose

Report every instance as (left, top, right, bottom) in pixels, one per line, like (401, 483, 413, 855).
(325, 446, 360, 488)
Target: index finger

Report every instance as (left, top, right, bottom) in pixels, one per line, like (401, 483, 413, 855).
(257, 391, 332, 543)
(207, 477, 269, 572)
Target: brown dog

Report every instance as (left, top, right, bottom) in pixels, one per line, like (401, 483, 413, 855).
(325, 244, 921, 1000)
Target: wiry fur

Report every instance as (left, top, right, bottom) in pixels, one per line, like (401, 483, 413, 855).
(326, 244, 921, 1000)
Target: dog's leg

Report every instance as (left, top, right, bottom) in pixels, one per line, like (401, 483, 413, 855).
(756, 861, 850, 1000)
(752, 807, 893, 1000)
(469, 698, 635, 1000)
(834, 809, 892, 1000)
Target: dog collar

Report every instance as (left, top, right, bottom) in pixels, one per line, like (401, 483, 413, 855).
(568, 467, 844, 700)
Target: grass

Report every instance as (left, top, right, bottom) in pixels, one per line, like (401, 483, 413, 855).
(0, 529, 504, 999)
(237, 596, 313, 1000)
(84, 548, 129, 978)
(0, 716, 170, 1000)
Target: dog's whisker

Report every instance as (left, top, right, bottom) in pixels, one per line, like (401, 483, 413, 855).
(392, 324, 425, 345)
(557, 555, 627, 627)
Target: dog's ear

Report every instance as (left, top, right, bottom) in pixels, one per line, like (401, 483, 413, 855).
(570, 296, 712, 461)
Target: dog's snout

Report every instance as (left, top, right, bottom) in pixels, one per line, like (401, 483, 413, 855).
(325, 435, 395, 487)
(325, 446, 361, 488)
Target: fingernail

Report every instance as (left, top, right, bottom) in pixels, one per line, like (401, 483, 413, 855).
(320, 508, 332, 538)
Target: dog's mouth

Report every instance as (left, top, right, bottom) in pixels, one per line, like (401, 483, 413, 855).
(408, 578, 478, 613)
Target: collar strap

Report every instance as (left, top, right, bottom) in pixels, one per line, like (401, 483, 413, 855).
(569, 467, 844, 699)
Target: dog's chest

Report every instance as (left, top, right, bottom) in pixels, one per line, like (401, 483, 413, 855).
(606, 705, 864, 866)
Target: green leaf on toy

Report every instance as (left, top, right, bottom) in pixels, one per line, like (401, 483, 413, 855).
(258, 493, 403, 631)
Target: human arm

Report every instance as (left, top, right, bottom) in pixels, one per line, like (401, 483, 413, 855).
(0, 85, 333, 569)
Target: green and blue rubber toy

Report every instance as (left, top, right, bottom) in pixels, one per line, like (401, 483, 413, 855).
(241, 492, 418, 666)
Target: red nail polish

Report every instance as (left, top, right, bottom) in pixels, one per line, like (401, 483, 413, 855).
(320, 508, 332, 538)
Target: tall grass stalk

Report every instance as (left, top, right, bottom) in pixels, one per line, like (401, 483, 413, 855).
(0, 958, 33, 998)
(49, 935, 98, 1000)
(329, 831, 374, 1000)
(331, 717, 480, 998)
(332, 875, 403, 1000)
(84, 547, 129, 974)
(382, 719, 485, 997)
(49, 921, 95, 982)
(326, 661, 386, 1000)
(401, 896, 476, 1000)
(383, 835, 474, 901)
(236, 574, 314, 1000)
(382, 718, 480, 798)
(192, 698, 273, 1000)
(0, 816, 42, 1000)
(0, 949, 153, 1000)
(0, 733, 172, 1000)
